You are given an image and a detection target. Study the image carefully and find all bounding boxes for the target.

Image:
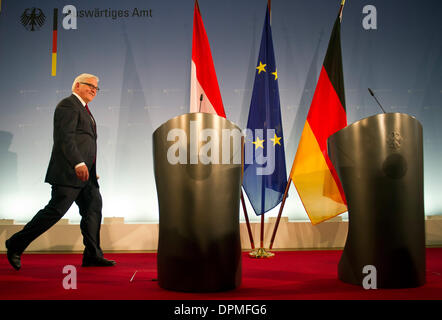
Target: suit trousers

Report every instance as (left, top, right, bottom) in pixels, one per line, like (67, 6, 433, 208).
(7, 180, 103, 258)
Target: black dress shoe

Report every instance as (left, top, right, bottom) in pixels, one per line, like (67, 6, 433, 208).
(5, 240, 21, 271)
(82, 256, 116, 267)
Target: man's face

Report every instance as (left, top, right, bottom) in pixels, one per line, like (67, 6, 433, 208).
(74, 78, 98, 104)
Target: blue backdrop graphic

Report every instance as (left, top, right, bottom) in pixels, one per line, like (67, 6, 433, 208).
(0, 0, 441, 223)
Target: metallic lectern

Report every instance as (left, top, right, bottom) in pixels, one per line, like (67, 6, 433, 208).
(328, 113, 425, 288)
(153, 113, 243, 292)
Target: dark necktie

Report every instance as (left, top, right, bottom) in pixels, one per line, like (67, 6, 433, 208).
(85, 104, 96, 130)
(85, 104, 97, 164)
(85, 104, 91, 115)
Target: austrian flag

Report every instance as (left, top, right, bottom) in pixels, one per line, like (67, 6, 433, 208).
(190, 0, 226, 118)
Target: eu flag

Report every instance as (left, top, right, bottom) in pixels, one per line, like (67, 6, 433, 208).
(242, 6, 287, 216)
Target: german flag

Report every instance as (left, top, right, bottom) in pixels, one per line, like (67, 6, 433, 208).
(290, 1, 347, 225)
(51, 8, 58, 76)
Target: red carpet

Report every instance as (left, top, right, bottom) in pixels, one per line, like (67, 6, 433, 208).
(1, 248, 441, 300)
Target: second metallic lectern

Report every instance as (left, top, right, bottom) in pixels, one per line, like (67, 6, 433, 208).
(153, 113, 243, 292)
(328, 113, 425, 288)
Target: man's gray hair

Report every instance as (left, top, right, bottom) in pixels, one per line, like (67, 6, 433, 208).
(72, 73, 99, 91)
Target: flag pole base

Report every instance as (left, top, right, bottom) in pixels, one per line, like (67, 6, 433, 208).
(248, 247, 275, 258)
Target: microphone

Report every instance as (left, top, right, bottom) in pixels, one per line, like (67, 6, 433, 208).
(368, 88, 387, 114)
(198, 94, 203, 112)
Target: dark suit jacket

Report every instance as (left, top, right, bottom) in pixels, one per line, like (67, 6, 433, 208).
(45, 94, 98, 188)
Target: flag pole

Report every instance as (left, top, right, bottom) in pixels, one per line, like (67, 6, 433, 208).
(241, 190, 255, 249)
(249, 135, 274, 258)
(260, 214, 264, 248)
(249, 214, 274, 258)
(268, 177, 291, 249)
(249, 148, 274, 258)
(249, 0, 276, 259)
(339, 0, 346, 21)
(249, 141, 274, 258)
(259, 0, 270, 255)
(268, 0, 272, 24)
(249, 187, 272, 258)
(240, 134, 255, 249)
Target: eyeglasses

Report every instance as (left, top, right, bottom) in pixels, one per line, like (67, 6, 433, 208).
(80, 82, 100, 91)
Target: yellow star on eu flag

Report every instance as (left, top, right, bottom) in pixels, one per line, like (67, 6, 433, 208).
(252, 137, 265, 149)
(270, 133, 282, 146)
(272, 69, 278, 80)
(256, 61, 267, 74)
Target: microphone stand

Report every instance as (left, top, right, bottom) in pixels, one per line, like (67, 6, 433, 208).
(198, 94, 203, 112)
(368, 88, 387, 114)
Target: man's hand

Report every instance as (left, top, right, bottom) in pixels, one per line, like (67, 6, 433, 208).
(75, 164, 89, 181)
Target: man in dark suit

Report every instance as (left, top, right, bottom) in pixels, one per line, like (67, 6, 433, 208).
(5, 73, 116, 269)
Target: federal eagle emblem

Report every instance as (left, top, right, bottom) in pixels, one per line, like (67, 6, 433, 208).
(387, 131, 402, 150)
(20, 8, 46, 31)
